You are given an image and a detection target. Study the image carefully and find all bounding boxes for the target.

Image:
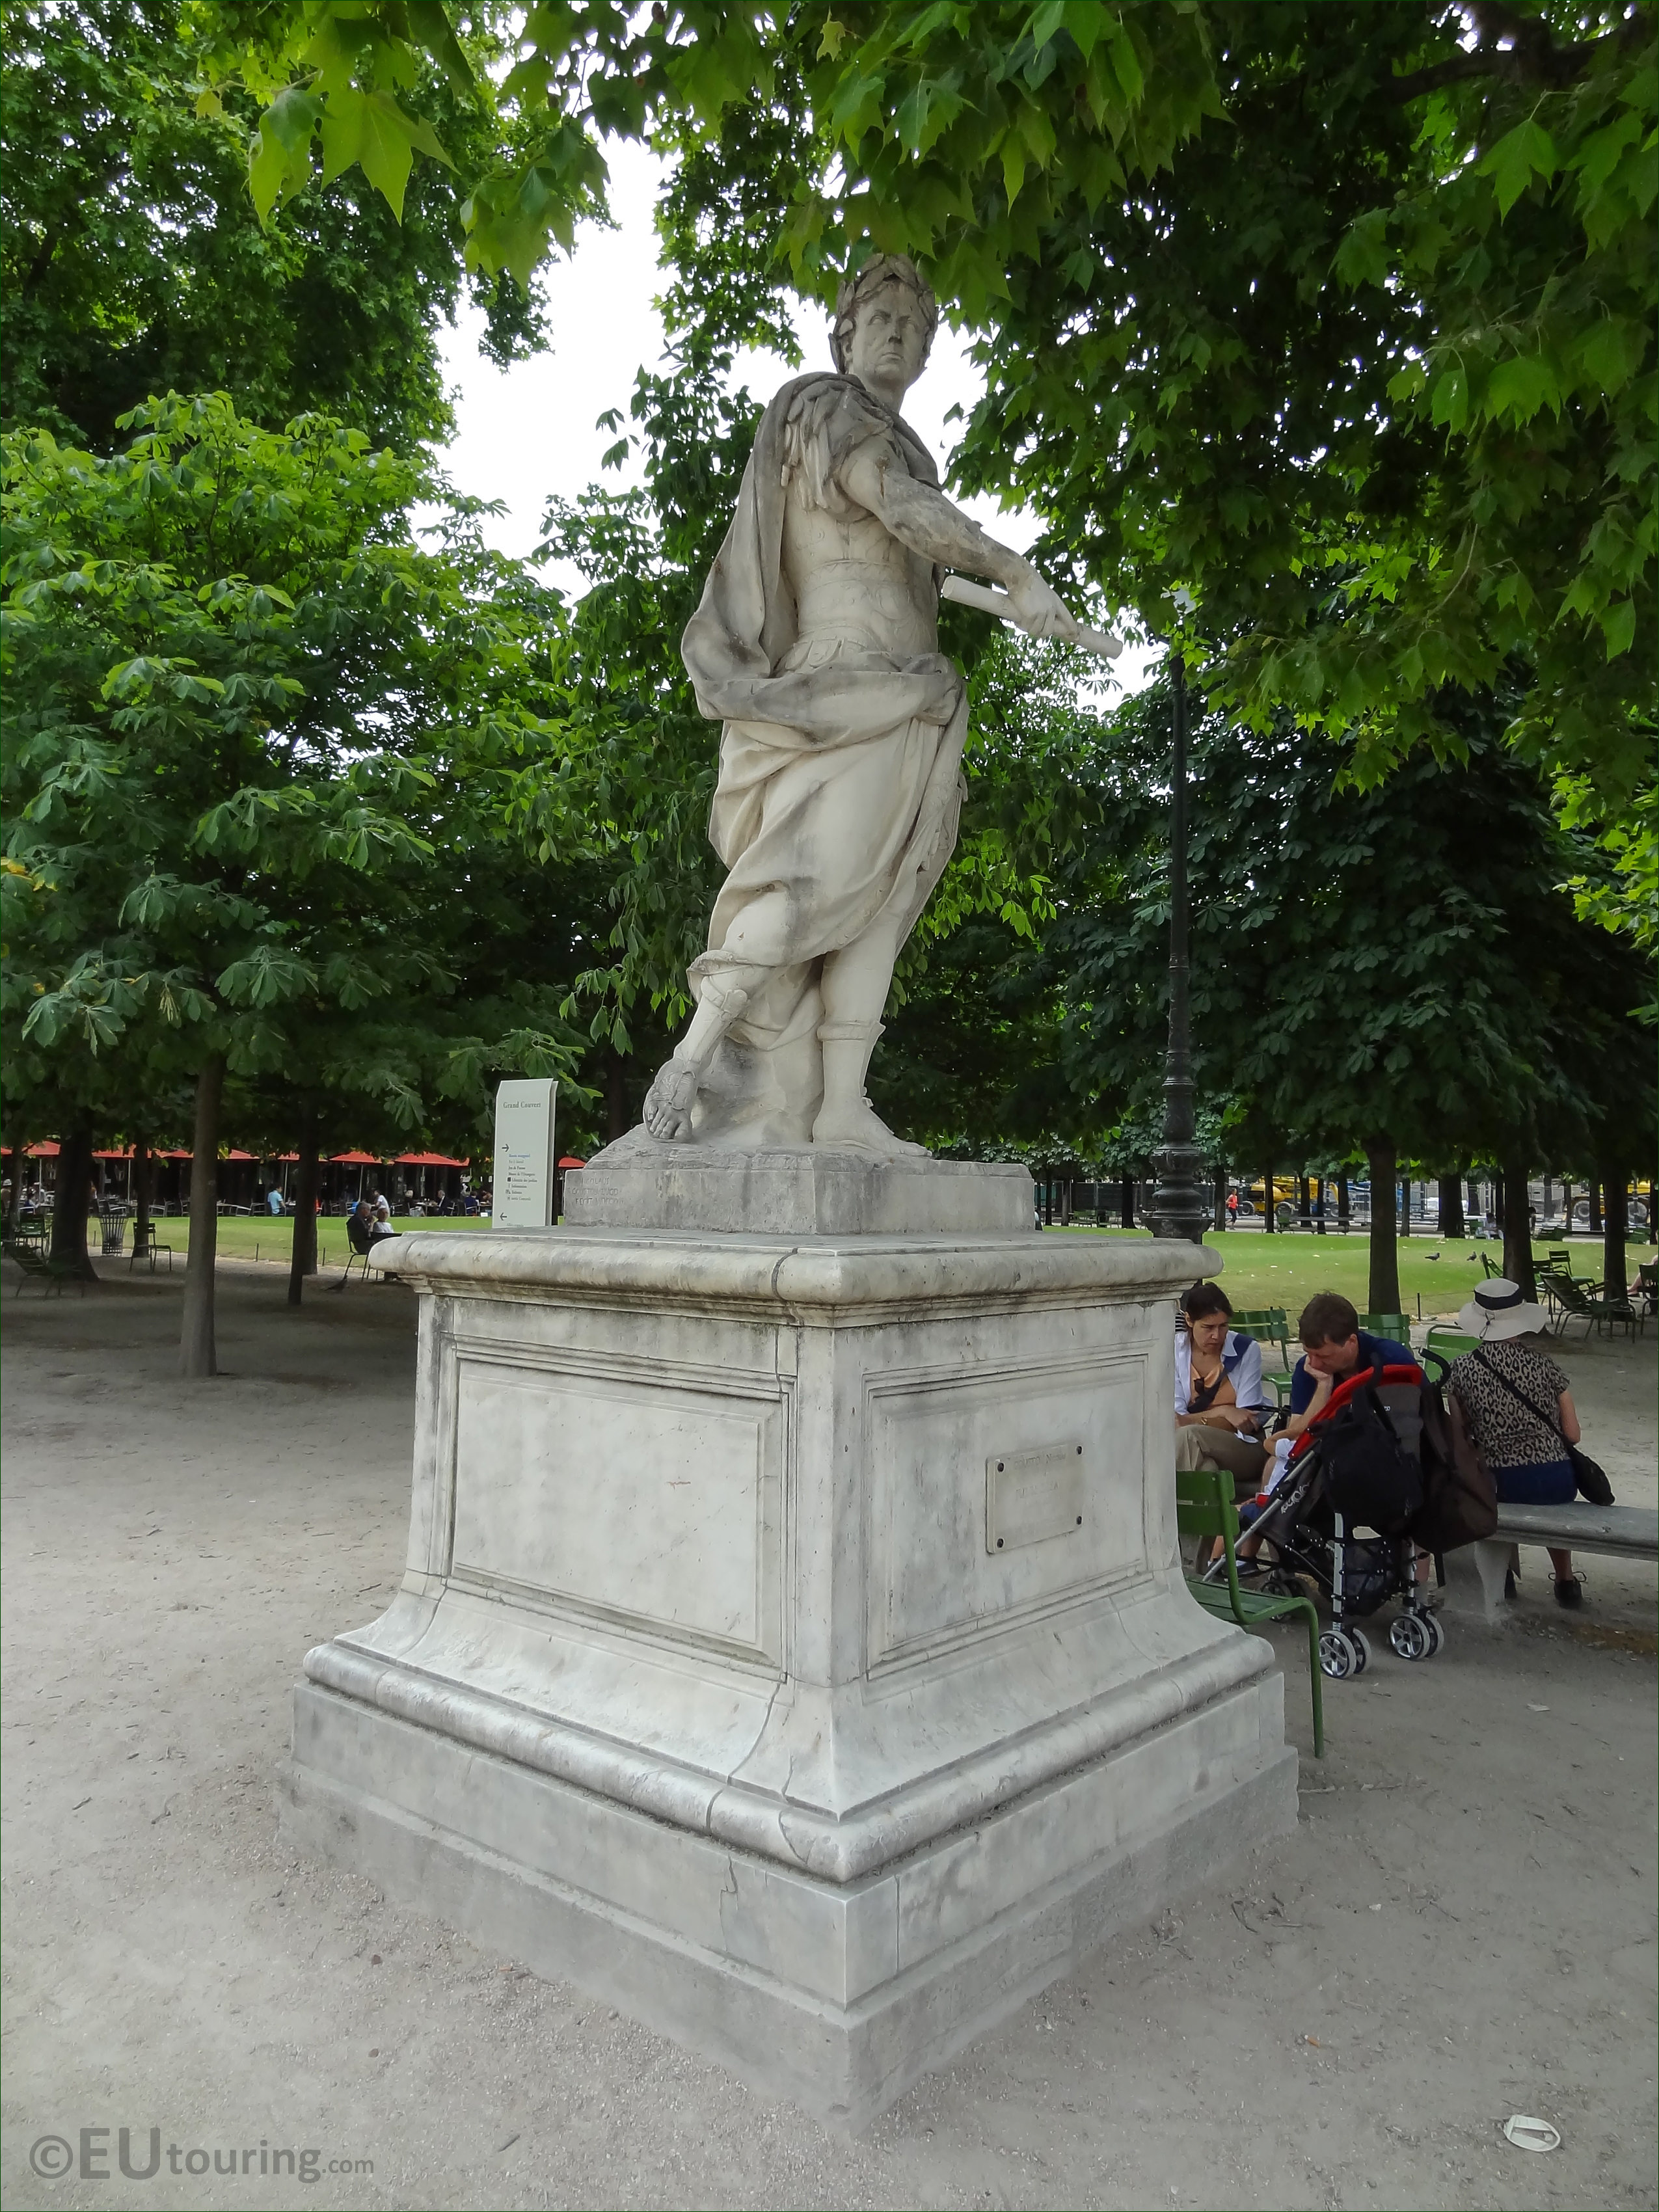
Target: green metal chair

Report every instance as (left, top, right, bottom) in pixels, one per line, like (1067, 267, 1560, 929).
(1421, 1327, 1481, 1377)
(1176, 1465, 1324, 1757)
(1358, 1312, 1412, 1347)
(1552, 1273, 1640, 1340)
(1230, 1306, 1293, 1371)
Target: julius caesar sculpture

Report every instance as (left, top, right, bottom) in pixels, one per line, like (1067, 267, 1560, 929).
(641, 254, 1088, 1157)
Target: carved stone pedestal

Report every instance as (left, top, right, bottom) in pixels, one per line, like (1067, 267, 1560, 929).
(280, 1215, 1296, 2127)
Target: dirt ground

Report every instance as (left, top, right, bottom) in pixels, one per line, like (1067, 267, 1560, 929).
(3, 1262, 1654, 2212)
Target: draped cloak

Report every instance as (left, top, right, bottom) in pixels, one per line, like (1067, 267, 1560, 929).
(671, 373, 969, 1147)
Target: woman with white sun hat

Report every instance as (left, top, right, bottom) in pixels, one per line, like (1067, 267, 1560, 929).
(1447, 1278, 1587, 1607)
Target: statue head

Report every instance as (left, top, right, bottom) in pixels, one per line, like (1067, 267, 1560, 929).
(831, 254, 937, 406)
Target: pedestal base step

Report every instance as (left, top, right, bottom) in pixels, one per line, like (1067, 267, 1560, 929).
(282, 1673, 1295, 2130)
(563, 1141, 1034, 1235)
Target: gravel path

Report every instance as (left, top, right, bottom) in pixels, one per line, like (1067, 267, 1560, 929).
(3, 1263, 1654, 2211)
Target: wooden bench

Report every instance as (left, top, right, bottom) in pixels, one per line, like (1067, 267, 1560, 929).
(1455, 1502, 1659, 1621)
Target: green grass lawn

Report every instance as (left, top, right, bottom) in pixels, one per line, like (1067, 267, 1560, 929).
(126, 1214, 1654, 1321)
(1049, 1224, 1654, 1319)
(126, 1213, 444, 1268)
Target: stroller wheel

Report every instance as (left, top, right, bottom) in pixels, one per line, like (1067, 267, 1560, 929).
(1389, 1612, 1433, 1662)
(1422, 1612, 1445, 1657)
(1319, 1628, 1359, 1680)
(1349, 1627, 1371, 1674)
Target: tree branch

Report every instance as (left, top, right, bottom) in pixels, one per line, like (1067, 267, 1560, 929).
(1386, 7, 1647, 102)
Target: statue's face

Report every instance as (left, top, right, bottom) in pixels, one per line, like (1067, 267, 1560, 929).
(846, 280, 929, 399)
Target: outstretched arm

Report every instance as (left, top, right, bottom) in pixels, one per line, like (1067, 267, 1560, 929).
(839, 443, 1078, 640)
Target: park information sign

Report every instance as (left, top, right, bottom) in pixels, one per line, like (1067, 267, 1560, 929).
(492, 1079, 558, 1228)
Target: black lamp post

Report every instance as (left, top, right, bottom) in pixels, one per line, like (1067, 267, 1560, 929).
(1147, 602, 1211, 1245)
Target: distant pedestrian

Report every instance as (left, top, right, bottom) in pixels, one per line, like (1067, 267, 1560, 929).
(267, 1187, 284, 1215)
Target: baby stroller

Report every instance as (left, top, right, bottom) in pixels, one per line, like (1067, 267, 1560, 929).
(1220, 1360, 1445, 1679)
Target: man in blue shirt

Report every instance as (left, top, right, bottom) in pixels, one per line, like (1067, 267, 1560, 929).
(1286, 1292, 1412, 1436)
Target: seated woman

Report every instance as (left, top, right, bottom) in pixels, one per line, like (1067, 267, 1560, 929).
(1176, 1284, 1272, 1572)
(1448, 1277, 1586, 1608)
(1174, 1282, 1270, 1480)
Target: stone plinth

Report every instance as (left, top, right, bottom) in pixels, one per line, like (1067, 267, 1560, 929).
(564, 1133, 1033, 1235)
(281, 1223, 1296, 2127)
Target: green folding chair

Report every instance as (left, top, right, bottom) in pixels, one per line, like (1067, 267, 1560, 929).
(1421, 1327, 1481, 1379)
(1231, 1306, 1294, 1371)
(1359, 1312, 1412, 1347)
(1175, 1465, 1324, 1757)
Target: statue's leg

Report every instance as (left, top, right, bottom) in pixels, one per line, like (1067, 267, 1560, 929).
(642, 891, 793, 1141)
(811, 922, 928, 1159)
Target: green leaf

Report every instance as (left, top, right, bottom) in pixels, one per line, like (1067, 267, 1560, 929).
(1107, 25, 1144, 105)
(263, 83, 323, 161)
(319, 87, 366, 185)
(1483, 351, 1560, 424)
(1332, 208, 1389, 290)
(357, 90, 418, 221)
(1574, 316, 1645, 399)
(299, 12, 356, 96)
(1001, 133, 1027, 207)
(1429, 364, 1468, 431)
(403, 1, 476, 93)
(1479, 118, 1558, 219)
(1600, 599, 1636, 659)
(249, 111, 307, 224)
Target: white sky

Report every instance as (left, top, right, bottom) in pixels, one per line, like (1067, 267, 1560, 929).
(434, 139, 1157, 697)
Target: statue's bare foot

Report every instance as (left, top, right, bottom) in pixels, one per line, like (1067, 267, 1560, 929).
(643, 1058, 700, 1142)
(811, 1099, 931, 1159)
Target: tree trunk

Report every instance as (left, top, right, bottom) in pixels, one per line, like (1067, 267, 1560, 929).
(1213, 1163, 1227, 1231)
(1500, 1155, 1536, 1297)
(4, 1138, 21, 1235)
(1364, 1142, 1401, 1314)
(180, 1057, 224, 1377)
(1120, 1173, 1134, 1228)
(1437, 1174, 1464, 1240)
(49, 1124, 98, 1278)
(1263, 1168, 1275, 1234)
(134, 1135, 152, 1258)
(1600, 1163, 1627, 1301)
(1587, 1179, 1602, 1234)
(286, 1112, 320, 1307)
(1336, 1171, 1351, 1229)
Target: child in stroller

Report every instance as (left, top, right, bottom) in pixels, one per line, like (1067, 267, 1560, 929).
(1214, 1356, 1446, 1678)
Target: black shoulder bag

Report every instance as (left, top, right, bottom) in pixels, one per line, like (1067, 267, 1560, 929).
(1469, 1349, 1614, 1506)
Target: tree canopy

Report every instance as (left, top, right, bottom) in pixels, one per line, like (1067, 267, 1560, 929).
(182, 3, 1654, 840)
(1, 0, 548, 450)
(4, 1, 1652, 1338)
(1, 390, 595, 1358)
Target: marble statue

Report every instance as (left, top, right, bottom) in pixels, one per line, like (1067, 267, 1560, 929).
(640, 255, 1093, 1157)
(288, 262, 1293, 2116)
